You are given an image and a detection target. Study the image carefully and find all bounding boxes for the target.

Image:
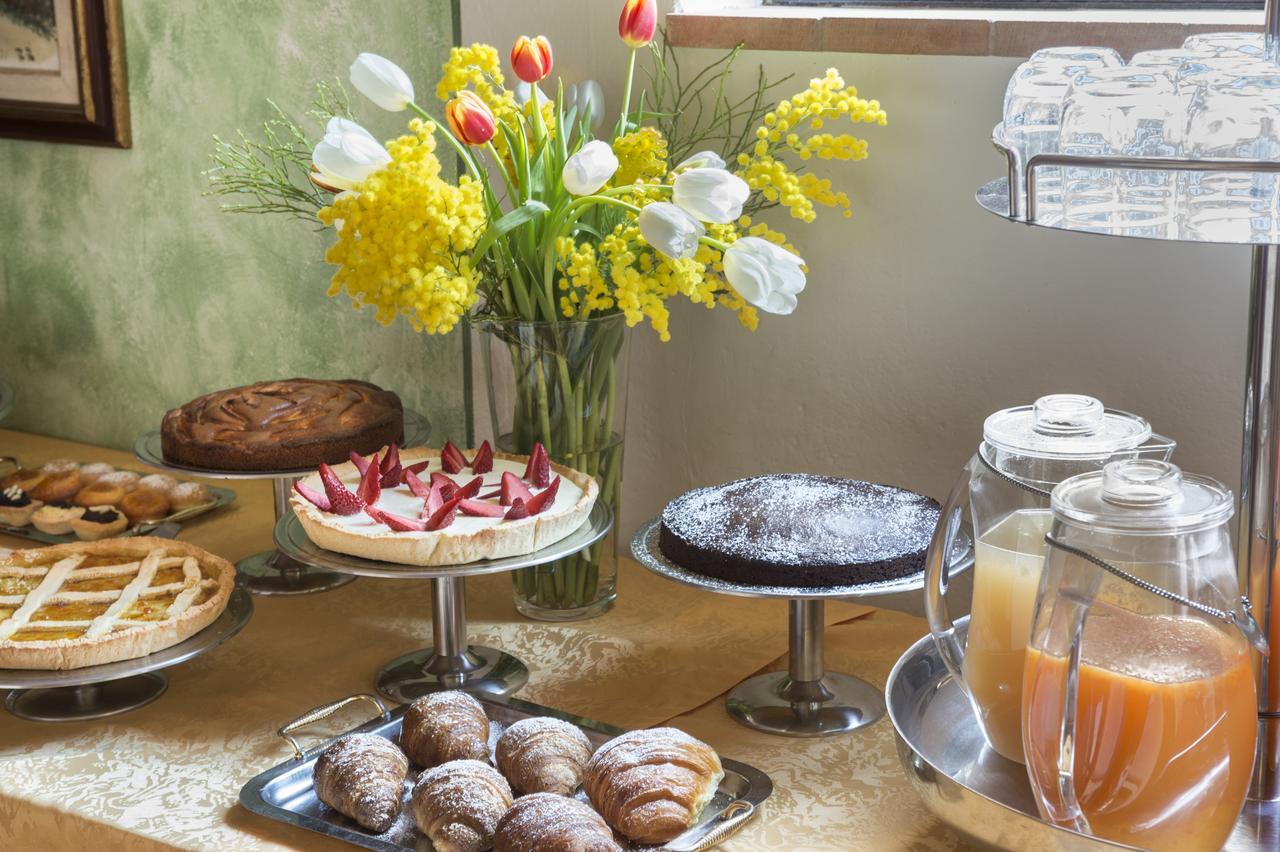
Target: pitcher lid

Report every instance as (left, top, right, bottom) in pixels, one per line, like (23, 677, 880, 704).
(1052, 458, 1233, 534)
(983, 394, 1153, 460)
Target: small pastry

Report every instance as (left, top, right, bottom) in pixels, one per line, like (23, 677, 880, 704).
(168, 481, 213, 510)
(314, 734, 410, 833)
(411, 759, 512, 852)
(0, 486, 42, 527)
(137, 473, 179, 494)
(400, 690, 490, 768)
(2, 468, 45, 494)
(40, 458, 80, 476)
(31, 502, 86, 535)
(78, 462, 116, 483)
(70, 506, 129, 541)
(73, 480, 126, 509)
(119, 489, 171, 525)
(30, 471, 82, 502)
(495, 716, 593, 795)
(96, 470, 140, 492)
(494, 793, 622, 852)
(584, 727, 724, 845)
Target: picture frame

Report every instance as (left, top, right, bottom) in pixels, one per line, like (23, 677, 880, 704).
(0, 0, 130, 147)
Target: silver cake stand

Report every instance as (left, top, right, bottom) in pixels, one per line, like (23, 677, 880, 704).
(132, 409, 431, 596)
(632, 519, 965, 738)
(274, 501, 612, 702)
(0, 587, 253, 722)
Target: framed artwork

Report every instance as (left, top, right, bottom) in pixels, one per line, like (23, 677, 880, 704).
(0, 0, 129, 146)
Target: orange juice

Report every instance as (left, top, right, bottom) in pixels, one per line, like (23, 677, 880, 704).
(962, 509, 1052, 763)
(1024, 605, 1256, 851)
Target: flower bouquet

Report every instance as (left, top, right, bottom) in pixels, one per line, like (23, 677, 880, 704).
(205, 0, 886, 618)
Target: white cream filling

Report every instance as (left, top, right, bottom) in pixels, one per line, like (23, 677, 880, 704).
(320, 457, 582, 535)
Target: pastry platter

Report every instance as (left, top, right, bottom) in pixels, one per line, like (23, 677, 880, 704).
(240, 690, 772, 852)
(274, 501, 612, 702)
(132, 408, 432, 596)
(0, 586, 252, 722)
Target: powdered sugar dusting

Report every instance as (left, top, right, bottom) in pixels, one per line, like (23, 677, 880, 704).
(661, 475, 938, 567)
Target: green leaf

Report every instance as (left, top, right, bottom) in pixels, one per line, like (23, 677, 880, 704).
(474, 200, 550, 259)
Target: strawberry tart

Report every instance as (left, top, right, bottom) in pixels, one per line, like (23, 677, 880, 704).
(290, 441, 598, 566)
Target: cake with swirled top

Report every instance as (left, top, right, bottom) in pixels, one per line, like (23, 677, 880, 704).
(658, 474, 939, 589)
(160, 379, 403, 471)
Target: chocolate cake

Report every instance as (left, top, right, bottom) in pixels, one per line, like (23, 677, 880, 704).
(658, 474, 939, 589)
(160, 378, 404, 471)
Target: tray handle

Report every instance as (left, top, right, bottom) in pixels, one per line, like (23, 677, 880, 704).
(277, 693, 391, 761)
(671, 800, 755, 852)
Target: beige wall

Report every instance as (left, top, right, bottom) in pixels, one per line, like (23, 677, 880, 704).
(464, 1, 1248, 542)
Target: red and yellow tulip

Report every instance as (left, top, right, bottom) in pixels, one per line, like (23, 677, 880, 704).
(510, 35, 553, 84)
(618, 0, 657, 49)
(445, 91, 497, 146)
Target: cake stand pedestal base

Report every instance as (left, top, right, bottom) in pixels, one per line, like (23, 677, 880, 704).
(374, 575, 529, 703)
(727, 599, 884, 738)
(5, 672, 168, 722)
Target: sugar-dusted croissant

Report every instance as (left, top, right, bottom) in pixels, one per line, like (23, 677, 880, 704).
(583, 727, 724, 844)
(411, 759, 513, 852)
(400, 690, 490, 768)
(313, 733, 410, 833)
(494, 792, 622, 852)
(495, 716, 594, 795)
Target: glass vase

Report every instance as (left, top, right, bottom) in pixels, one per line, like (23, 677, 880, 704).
(474, 314, 629, 621)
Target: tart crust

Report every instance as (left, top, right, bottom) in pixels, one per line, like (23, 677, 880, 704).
(0, 538, 236, 670)
(291, 448, 599, 566)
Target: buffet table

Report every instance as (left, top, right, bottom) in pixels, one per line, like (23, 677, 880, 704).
(0, 429, 972, 850)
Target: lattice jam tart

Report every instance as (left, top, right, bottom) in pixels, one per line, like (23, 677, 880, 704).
(290, 441, 598, 566)
(0, 538, 235, 670)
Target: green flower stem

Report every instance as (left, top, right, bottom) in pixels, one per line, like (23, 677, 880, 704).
(618, 49, 638, 137)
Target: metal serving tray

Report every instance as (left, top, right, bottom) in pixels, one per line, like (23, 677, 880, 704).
(241, 692, 773, 851)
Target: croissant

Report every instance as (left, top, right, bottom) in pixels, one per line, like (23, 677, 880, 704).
(400, 690, 490, 768)
(411, 759, 513, 852)
(493, 792, 622, 852)
(313, 734, 410, 833)
(583, 727, 724, 844)
(495, 716, 594, 795)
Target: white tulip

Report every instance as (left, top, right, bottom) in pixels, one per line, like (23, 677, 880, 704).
(638, 202, 706, 260)
(562, 140, 619, 196)
(674, 150, 726, 172)
(350, 53, 415, 112)
(723, 237, 807, 315)
(567, 80, 605, 130)
(672, 167, 750, 224)
(311, 117, 391, 191)
(513, 80, 546, 107)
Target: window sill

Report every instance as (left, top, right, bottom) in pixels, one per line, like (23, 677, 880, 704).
(666, 6, 1264, 56)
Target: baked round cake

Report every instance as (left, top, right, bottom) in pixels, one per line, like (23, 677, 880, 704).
(161, 378, 403, 471)
(658, 474, 939, 589)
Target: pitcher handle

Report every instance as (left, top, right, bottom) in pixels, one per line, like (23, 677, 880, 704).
(924, 466, 973, 686)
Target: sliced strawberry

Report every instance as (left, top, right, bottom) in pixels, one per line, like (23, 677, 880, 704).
(319, 464, 364, 515)
(501, 471, 534, 507)
(524, 475, 561, 515)
(366, 505, 427, 531)
(356, 455, 382, 505)
(349, 451, 372, 476)
(441, 441, 467, 474)
(459, 498, 505, 517)
(403, 469, 431, 498)
(401, 460, 431, 482)
(523, 442, 551, 488)
(504, 497, 530, 520)
(430, 472, 458, 502)
(478, 489, 502, 500)
(422, 483, 445, 517)
(294, 480, 332, 512)
(457, 476, 483, 500)
(425, 494, 463, 531)
(380, 443, 401, 475)
(471, 440, 494, 474)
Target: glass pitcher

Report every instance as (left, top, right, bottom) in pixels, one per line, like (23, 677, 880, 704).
(924, 394, 1174, 764)
(1023, 459, 1264, 850)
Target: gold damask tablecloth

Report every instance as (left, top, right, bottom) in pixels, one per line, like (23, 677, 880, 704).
(0, 429, 973, 850)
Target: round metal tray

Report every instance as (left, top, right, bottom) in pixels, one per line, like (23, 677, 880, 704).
(273, 500, 613, 579)
(0, 586, 253, 721)
(887, 618, 1277, 851)
(0, 379, 14, 422)
(131, 408, 433, 480)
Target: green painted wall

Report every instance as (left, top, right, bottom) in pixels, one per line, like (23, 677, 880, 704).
(0, 0, 465, 450)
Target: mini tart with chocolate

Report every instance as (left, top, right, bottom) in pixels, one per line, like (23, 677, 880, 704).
(31, 502, 86, 536)
(71, 506, 130, 541)
(0, 486, 41, 528)
(0, 538, 236, 670)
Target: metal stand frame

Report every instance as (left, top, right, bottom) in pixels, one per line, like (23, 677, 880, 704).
(233, 477, 357, 596)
